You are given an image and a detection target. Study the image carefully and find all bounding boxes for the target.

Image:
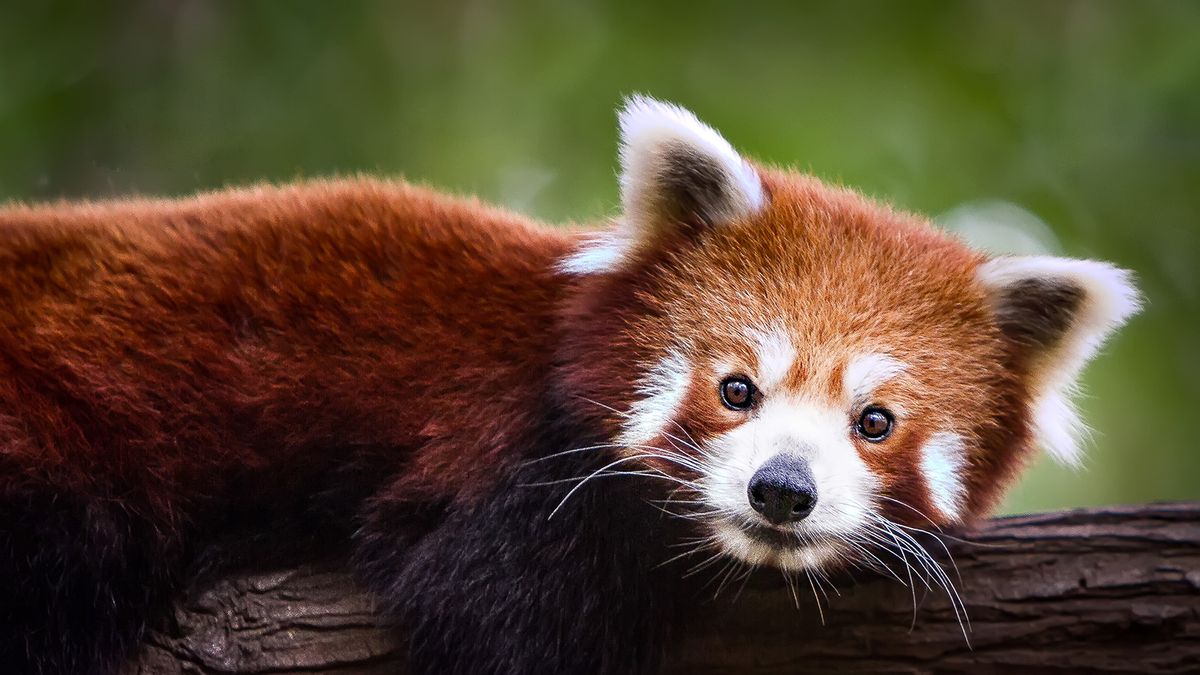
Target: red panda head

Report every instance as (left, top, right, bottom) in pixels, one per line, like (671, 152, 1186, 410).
(557, 96, 1139, 572)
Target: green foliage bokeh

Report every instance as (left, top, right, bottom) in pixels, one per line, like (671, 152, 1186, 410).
(2, 1, 1197, 514)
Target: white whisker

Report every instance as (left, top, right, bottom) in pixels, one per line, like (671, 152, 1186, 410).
(803, 568, 826, 625)
(547, 455, 691, 519)
(872, 514, 971, 645)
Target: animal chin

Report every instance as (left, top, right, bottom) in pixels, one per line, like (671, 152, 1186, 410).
(711, 520, 843, 570)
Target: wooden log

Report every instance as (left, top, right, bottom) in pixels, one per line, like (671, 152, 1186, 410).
(127, 502, 1200, 674)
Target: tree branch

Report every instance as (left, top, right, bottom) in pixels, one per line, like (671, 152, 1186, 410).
(127, 503, 1200, 674)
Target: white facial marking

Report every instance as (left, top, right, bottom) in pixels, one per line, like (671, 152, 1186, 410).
(711, 522, 841, 569)
(710, 522, 772, 566)
(703, 395, 879, 570)
(843, 353, 905, 404)
(776, 540, 843, 571)
(920, 432, 967, 521)
(748, 326, 796, 390)
(617, 351, 690, 447)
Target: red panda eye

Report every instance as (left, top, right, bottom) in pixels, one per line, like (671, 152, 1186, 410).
(857, 407, 894, 441)
(719, 377, 755, 410)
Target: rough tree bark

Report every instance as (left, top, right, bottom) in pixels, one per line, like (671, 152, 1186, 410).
(127, 502, 1200, 674)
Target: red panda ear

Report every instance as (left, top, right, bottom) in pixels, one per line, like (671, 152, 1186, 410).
(977, 256, 1141, 465)
(560, 96, 766, 274)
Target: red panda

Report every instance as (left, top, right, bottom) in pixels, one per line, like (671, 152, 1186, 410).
(0, 97, 1138, 675)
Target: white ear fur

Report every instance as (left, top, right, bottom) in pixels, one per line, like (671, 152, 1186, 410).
(977, 256, 1141, 465)
(559, 96, 765, 275)
(618, 95, 765, 227)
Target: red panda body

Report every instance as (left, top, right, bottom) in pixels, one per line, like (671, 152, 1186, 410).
(0, 179, 570, 525)
(0, 181, 599, 673)
(0, 99, 1138, 675)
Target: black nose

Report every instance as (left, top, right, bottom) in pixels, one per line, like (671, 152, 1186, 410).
(747, 454, 818, 525)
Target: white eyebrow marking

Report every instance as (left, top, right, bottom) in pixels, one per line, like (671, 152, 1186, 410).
(617, 350, 691, 447)
(921, 432, 968, 520)
(748, 326, 796, 390)
(843, 353, 906, 403)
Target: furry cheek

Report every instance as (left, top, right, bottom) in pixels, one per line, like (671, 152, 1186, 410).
(919, 431, 968, 521)
(615, 351, 692, 450)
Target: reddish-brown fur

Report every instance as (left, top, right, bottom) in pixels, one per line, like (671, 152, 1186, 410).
(0, 179, 575, 539)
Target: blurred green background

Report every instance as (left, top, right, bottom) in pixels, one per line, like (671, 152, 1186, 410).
(2, 1, 1196, 514)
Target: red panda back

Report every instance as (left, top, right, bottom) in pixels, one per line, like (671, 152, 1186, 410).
(0, 178, 575, 525)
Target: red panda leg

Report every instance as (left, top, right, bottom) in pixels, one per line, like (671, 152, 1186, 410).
(0, 486, 178, 675)
(352, 455, 683, 675)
